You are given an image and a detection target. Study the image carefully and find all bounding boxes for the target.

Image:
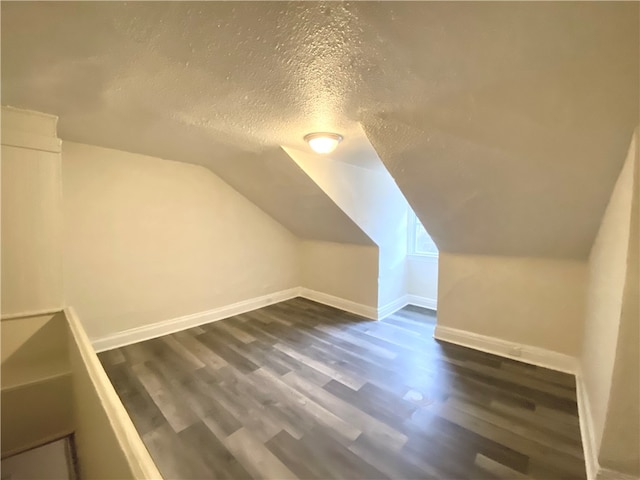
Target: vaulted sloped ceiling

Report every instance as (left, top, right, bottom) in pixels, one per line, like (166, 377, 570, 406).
(195, 147, 371, 244)
(360, 3, 639, 258)
(2, 2, 638, 258)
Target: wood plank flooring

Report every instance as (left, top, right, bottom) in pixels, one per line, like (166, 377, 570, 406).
(99, 298, 587, 479)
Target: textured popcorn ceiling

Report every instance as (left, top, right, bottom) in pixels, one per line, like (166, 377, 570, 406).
(2, 2, 638, 256)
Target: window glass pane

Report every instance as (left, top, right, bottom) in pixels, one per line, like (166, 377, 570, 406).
(413, 216, 438, 255)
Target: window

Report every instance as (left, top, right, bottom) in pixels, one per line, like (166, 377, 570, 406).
(408, 210, 438, 256)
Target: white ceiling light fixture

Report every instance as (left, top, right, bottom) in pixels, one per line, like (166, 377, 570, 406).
(304, 132, 343, 154)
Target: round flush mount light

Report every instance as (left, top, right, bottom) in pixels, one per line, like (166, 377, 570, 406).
(304, 132, 343, 154)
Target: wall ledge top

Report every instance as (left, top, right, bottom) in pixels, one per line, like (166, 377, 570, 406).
(2, 106, 60, 151)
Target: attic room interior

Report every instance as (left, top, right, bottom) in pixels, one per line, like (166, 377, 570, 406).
(1, 2, 638, 480)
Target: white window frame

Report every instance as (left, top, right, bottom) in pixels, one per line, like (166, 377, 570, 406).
(407, 210, 439, 258)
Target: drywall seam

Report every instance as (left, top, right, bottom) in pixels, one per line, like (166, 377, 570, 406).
(298, 287, 378, 320)
(91, 288, 301, 352)
(434, 325, 578, 374)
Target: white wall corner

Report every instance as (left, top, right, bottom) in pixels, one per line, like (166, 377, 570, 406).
(433, 325, 578, 374)
(576, 370, 640, 480)
(91, 287, 301, 352)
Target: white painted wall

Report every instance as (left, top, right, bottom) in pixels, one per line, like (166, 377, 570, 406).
(300, 240, 378, 308)
(62, 142, 300, 340)
(405, 255, 438, 308)
(580, 130, 638, 477)
(598, 174, 638, 477)
(0, 106, 73, 458)
(1, 108, 63, 316)
(286, 141, 409, 309)
(438, 253, 587, 356)
(1, 312, 73, 457)
(580, 132, 635, 456)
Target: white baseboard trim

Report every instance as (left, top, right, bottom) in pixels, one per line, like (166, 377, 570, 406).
(405, 294, 437, 311)
(575, 372, 638, 480)
(89, 287, 636, 480)
(92, 287, 413, 352)
(297, 291, 438, 321)
(298, 288, 378, 320)
(576, 371, 599, 480)
(596, 468, 639, 480)
(91, 288, 300, 352)
(91, 288, 435, 352)
(433, 325, 578, 374)
(377, 294, 437, 320)
(377, 296, 410, 320)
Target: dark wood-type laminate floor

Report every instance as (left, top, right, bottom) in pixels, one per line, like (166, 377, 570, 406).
(99, 298, 587, 479)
